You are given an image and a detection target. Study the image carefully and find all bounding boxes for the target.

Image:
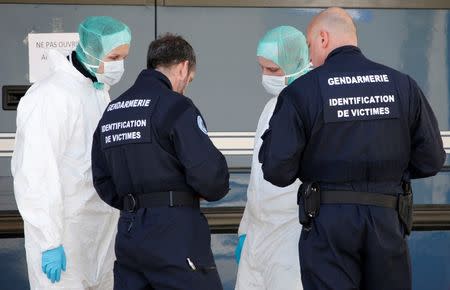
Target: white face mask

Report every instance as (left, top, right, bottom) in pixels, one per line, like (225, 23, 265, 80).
(79, 44, 126, 87)
(262, 74, 288, 96)
(261, 64, 312, 96)
(95, 60, 125, 87)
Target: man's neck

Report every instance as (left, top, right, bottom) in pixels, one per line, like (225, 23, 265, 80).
(155, 67, 176, 90)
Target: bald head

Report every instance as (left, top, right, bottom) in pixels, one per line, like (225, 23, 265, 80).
(307, 7, 358, 67)
(309, 7, 357, 40)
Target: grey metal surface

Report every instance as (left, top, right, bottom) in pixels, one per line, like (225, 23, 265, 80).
(0, 6, 449, 290)
(413, 170, 450, 204)
(163, 0, 450, 9)
(0, 3, 155, 133)
(0, 6, 450, 206)
(0, 158, 15, 210)
(0, 235, 238, 290)
(0, 238, 29, 290)
(157, 8, 450, 132)
(0, 2, 154, 209)
(201, 172, 249, 207)
(2, 231, 450, 290)
(1, 0, 450, 9)
(212, 170, 450, 207)
(0, 3, 155, 211)
(0, 176, 15, 210)
(0, 0, 162, 4)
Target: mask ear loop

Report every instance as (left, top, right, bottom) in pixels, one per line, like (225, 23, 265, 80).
(77, 43, 106, 90)
(78, 42, 104, 65)
(284, 63, 313, 85)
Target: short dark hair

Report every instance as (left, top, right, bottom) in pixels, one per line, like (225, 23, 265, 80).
(147, 33, 196, 71)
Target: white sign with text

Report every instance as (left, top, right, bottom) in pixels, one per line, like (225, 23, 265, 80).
(28, 33, 79, 83)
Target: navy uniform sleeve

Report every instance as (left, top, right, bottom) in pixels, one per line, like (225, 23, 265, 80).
(408, 77, 446, 178)
(91, 125, 123, 209)
(259, 91, 306, 187)
(170, 102, 229, 201)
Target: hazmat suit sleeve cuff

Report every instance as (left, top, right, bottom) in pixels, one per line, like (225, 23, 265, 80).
(42, 240, 63, 252)
(238, 205, 250, 236)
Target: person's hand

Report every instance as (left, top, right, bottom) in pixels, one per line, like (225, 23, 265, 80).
(42, 245, 66, 283)
(235, 235, 246, 264)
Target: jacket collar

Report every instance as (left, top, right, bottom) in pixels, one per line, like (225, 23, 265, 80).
(134, 69, 173, 90)
(325, 45, 362, 63)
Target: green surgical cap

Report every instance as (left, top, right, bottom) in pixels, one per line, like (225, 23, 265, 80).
(257, 26, 309, 85)
(75, 16, 131, 76)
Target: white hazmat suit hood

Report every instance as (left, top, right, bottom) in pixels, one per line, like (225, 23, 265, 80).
(11, 49, 119, 289)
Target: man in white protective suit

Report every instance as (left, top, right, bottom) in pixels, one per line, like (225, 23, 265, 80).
(235, 25, 311, 290)
(11, 16, 131, 289)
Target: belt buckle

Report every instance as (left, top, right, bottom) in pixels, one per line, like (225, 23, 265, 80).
(127, 194, 137, 213)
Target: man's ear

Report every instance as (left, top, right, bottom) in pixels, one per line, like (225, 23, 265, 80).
(181, 60, 189, 79)
(320, 30, 329, 49)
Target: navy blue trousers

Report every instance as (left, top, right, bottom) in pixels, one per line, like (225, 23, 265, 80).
(299, 204, 411, 290)
(113, 207, 223, 290)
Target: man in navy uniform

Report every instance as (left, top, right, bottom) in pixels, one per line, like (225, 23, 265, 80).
(91, 34, 229, 290)
(259, 7, 446, 290)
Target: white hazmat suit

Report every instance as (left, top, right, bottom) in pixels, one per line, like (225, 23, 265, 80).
(11, 49, 118, 289)
(235, 97, 302, 290)
(235, 25, 310, 290)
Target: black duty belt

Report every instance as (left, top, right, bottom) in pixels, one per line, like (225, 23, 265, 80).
(321, 190, 398, 209)
(123, 191, 199, 212)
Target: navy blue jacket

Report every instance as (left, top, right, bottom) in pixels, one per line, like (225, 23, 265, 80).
(92, 69, 229, 209)
(260, 46, 446, 194)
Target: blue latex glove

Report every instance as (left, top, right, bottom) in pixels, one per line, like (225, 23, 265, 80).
(235, 235, 246, 264)
(42, 245, 66, 283)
